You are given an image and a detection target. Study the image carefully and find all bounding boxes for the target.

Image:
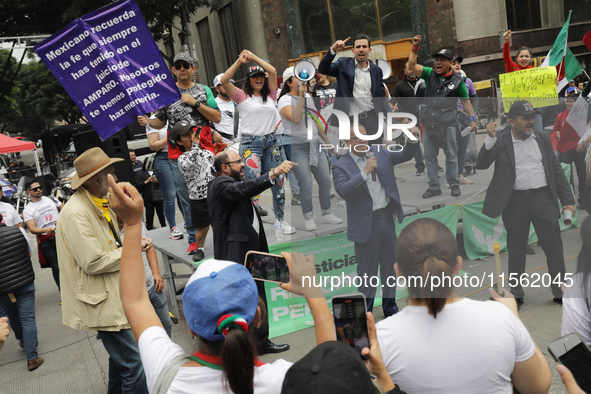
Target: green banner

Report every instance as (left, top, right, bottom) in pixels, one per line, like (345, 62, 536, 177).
(265, 205, 461, 338)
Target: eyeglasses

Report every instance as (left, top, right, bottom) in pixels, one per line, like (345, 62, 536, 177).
(174, 62, 192, 70)
(224, 159, 242, 166)
(29, 187, 42, 192)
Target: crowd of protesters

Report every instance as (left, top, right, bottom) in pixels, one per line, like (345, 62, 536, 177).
(1, 29, 591, 394)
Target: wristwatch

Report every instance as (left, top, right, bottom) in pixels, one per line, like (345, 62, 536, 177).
(195, 101, 201, 108)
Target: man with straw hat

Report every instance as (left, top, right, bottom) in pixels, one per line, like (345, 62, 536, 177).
(56, 147, 148, 394)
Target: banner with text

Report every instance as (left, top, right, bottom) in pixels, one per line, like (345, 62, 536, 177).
(499, 67, 559, 110)
(35, 0, 180, 141)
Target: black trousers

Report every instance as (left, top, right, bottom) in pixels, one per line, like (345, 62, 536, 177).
(559, 149, 586, 202)
(144, 200, 166, 230)
(502, 187, 566, 298)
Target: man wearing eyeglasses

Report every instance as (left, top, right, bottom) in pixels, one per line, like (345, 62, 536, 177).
(23, 180, 62, 291)
(137, 53, 222, 256)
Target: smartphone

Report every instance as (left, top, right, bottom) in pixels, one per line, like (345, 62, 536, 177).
(331, 293, 369, 359)
(244, 251, 289, 283)
(548, 333, 591, 392)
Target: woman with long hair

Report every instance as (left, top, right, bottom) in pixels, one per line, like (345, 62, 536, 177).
(376, 218, 551, 394)
(277, 67, 342, 230)
(109, 174, 333, 394)
(220, 51, 294, 234)
(561, 215, 591, 346)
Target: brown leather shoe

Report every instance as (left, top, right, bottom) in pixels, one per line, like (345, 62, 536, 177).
(27, 357, 44, 371)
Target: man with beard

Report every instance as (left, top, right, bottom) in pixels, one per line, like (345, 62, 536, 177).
(476, 101, 575, 307)
(207, 150, 295, 355)
(212, 73, 238, 142)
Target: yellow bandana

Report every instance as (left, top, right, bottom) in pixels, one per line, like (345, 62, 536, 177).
(90, 193, 111, 223)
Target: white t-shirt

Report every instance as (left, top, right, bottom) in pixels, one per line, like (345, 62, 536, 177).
(214, 97, 235, 139)
(376, 298, 535, 394)
(138, 326, 292, 394)
(23, 196, 61, 234)
(562, 272, 591, 347)
(277, 94, 318, 139)
(146, 114, 169, 153)
(231, 88, 278, 137)
(0, 201, 21, 226)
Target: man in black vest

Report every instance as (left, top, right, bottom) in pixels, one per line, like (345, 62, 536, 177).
(207, 150, 295, 355)
(408, 36, 478, 198)
(0, 214, 44, 371)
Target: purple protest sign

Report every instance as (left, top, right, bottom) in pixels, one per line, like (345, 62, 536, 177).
(34, 0, 180, 141)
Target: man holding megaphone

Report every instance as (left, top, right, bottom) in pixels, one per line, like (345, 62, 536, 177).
(318, 33, 392, 142)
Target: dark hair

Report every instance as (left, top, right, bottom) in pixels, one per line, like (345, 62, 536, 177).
(516, 46, 532, 59)
(278, 76, 294, 101)
(199, 321, 258, 394)
(395, 218, 458, 318)
(577, 216, 591, 313)
(213, 152, 229, 174)
(243, 74, 270, 104)
(423, 58, 435, 68)
(567, 92, 580, 99)
(129, 149, 135, 154)
(353, 33, 371, 48)
(27, 178, 42, 190)
(0, 213, 3, 222)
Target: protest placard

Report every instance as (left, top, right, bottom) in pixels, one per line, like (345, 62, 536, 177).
(499, 67, 558, 110)
(35, 0, 180, 141)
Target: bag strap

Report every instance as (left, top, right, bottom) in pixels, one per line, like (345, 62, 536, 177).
(151, 354, 191, 394)
(233, 102, 240, 138)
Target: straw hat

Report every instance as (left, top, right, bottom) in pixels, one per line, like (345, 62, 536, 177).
(71, 147, 123, 190)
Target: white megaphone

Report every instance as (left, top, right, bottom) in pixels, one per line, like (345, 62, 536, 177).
(294, 59, 316, 82)
(375, 59, 392, 79)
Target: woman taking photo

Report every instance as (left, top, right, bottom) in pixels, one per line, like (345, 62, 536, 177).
(108, 175, 334, 394)
(278, 66, 342, 231)
(221, 51, 294, 235)
(376, 218, 551, 394)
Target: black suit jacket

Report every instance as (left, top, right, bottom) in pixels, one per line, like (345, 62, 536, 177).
(475, 125, 575, 219)
(207, 173, 273, 264)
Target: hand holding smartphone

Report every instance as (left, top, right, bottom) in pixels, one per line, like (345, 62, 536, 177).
(332, 293, 369, 360)
(548, 333, 591, 392)
(244, 251, 290, 283)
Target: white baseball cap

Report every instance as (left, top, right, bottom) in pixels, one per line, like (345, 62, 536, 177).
(283, 67, 295, 81)
(213, 73, 234, 87)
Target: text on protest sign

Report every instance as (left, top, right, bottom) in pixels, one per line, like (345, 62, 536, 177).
(499, 67, 558, 110)
(35, 0, 180, 141)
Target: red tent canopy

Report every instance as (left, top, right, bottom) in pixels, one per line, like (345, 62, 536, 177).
(0, 133, 36, 154)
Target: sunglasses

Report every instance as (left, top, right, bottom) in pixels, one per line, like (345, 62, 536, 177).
(29, 187, 42, 192)
(224, 159, 242, 165)
(174, 62, 192, 70)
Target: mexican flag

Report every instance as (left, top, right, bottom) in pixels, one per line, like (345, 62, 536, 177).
(560, 82, 591, 145)
(540, 11, 584, 92)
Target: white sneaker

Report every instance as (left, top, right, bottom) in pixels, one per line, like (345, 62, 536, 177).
(322, 213, 343, 225)
(280, 221, 296, 234)
(459, 175, 474, 185)
(445, 182, 450, 189)
(304, 217, 317, 231)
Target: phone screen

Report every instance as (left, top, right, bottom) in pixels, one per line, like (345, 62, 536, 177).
(559, 342, 591, 392)
(332, 295, 369, 359)
(245, 252, 289, 283)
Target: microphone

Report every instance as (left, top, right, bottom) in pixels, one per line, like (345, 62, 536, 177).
(367, 152, 376, 181)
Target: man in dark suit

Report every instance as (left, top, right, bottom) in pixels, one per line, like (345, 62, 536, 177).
(476, 100, 576, 306)
(207, 149, 294, 354)
(318, 33, 391, 137)
(332, 124, 419, 316)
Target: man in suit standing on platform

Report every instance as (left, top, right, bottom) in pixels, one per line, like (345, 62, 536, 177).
(332, 124, 419, 316)
(476, 100, 575, 308)
(207, 149, 294, 355)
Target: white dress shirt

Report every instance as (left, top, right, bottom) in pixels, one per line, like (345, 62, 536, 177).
(351, 153, 391, 211)
(484, 133, 548, 190)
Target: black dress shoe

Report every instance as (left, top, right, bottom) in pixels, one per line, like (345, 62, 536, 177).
(553, 297, 563, 305)
(451, 185, 461, 197)
(422, 188, 442, 199)
(525, 245, 535, 255)
(258, 339, 290, 355)
(515, 297, 524, 311)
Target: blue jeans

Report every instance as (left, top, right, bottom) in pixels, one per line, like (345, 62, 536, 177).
(279, 134, 299, 195)
(40, 240, 60, 290)
(153, 152, 177, 229)
(98, 328, 148, 394)
(148, 286, 172, 338)
(423, 126, 459, 190)
(0, 282, 38, 360)
(239, 134, 285, 221)
(414, 141, 425, 171)
(169, 158, 196, 244)
(457, 133, 471, 175)
(291, 142, 332, 219)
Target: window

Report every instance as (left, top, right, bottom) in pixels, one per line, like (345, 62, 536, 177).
(564, 0, 591, 23)
(330, 0, 380, 42)
(219, 4, 245, 80)
(196, 18, 216, 85)
(506, 0, 541, 31)
(378, 0, 413, 42)
(297, 0, 333, 53)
